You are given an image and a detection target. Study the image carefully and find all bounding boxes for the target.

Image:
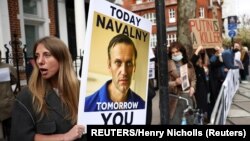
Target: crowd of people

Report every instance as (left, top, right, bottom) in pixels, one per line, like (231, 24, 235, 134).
(0, 35, 249, 140)
(166, 39, 249, 125)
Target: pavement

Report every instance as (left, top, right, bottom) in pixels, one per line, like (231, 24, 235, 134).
(226, 79, 250, 125)
(150, 77, 250, 125)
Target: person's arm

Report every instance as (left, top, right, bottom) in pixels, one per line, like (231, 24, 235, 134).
(217, 51, 223, 62)
(169, 77, 182, 88)
(222, 51, 239, 69)
(191, 45, 203, 66)
(11, 96, 85, 141)
(188, 64, 196, 97)
(10, 98, 36, 141)
(34, 125, 85, 141)
(168, 60, 181, 87)
(191, 54, 199, 67)
(210, 55, 223, 68)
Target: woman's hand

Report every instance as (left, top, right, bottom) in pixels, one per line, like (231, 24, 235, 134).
(63, 125, 85, 141)
(34, 125, 85, 141)
(175, 77, 182, 86)
(195, 45, 203, 55)
(189, 87, 195, 97)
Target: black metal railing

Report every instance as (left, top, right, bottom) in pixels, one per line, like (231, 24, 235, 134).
(2, 35, 84, 94)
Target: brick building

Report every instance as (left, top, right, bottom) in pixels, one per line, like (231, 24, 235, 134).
(122, 0, 223, 48)
(0, 0, 90, 89)
(0, 0, 91, 62)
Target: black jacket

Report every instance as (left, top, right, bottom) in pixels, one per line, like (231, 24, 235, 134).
(10, 87, 86, 141)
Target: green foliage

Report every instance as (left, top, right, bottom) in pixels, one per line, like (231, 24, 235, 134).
(237, 28, 250, 47)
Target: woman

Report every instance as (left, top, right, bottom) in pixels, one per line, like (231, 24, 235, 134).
(10, 36, 85, 141)
(240, 46, 249, 82)
(191, 45, 209, 118)
(168, 42, 196, 125)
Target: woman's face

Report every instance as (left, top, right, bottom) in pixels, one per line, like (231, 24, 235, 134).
(35, 44, 60, 79)
(171, 47, 183, 62)
(171, 48, 181, 57)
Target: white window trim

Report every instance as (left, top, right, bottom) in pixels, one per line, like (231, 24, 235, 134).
(167, 33, 177, 47)
(136, 0, 142, 4)
(0, 0, 11, 56)
(199, 7, 205, 18)
(143, 13, 156, 25)
(18, 0, 50, 45)
(150, 34, 157, 48)
(58, 0, 68, 45)
(169, 8, 176, 23)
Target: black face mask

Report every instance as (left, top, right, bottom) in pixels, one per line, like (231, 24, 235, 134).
(233, 49, 239, 53)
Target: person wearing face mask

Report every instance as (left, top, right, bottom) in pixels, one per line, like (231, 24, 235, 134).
(233, 41, 242, 67)
(220, 42, 240, 80)
(167, 42, 197, 125)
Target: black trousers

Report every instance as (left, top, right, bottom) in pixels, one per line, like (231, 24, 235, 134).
(2, 118, 11, 141)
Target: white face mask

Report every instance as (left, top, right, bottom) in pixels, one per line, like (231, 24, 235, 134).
(172, 54, 183, 62)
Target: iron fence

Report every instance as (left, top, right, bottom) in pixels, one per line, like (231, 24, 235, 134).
(2, 35, 83, 94)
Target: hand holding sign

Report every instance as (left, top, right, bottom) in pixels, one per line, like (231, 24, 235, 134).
(189, 18, 222, 49)
(194, 45, 204, 55)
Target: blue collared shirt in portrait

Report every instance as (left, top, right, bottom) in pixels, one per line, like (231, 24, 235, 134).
(84, 80, 145, 112)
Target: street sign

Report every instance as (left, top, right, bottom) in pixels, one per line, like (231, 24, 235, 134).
(228, 23, 237, 30)
(228, 16, 237, 30)
(228, 30, 236, 38)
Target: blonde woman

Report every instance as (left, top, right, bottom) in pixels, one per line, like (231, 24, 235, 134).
(10, 36, 85, 141)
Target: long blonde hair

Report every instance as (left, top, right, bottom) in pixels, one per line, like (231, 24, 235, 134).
(28, 36, 79, 123)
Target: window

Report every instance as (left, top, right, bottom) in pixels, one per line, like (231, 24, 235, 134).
(25, 24, 38, 57)
(136, 0, 142, 4)
(169, 8, 176, 23)
(23, 0, 38, 15)
(143, 13, 156, 24)
(199, 7, 205, 18)
(150, 34, 157, 48)
(167, 34, 177, 47)
(19, 0, 49, 57)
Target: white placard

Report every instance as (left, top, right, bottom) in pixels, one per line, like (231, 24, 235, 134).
(180, 64, 190, 91)
(0, 68, 10, 82)
(77, 0, 152, 127)
(149, 61, 155, 79)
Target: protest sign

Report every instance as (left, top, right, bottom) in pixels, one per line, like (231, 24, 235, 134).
(180, 64, 190, 91)
(78, 0, 152, 126)
(189, 18, 222, 49)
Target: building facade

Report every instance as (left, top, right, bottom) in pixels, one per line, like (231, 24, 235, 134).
(0, 0, 89, 87)
(122, 0, 222, 48)
(0, 0, 89, 61)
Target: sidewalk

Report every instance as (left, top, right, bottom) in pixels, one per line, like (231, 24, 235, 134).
(151, 79, 250, 125)
(226, 80, 250, 125)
